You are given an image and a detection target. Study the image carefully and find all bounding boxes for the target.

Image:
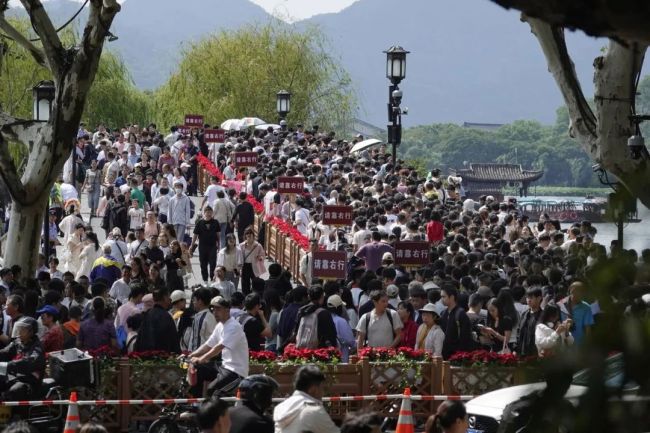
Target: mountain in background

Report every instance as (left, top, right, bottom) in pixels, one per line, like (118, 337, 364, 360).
(11, 0, 607, 126)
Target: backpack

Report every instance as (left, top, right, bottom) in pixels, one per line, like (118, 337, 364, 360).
(363, 309, 395, 346)
(296, 308, 324, 349)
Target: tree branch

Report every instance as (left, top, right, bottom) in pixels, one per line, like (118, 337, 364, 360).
(19, 0, 64, 77)
(0, 129, 27, 202)
(0, 15, 47, 68)
(527, 18, 598, 147)
(490, 0, 650, 45)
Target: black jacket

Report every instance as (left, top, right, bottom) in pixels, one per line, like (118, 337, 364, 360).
(439, 306, 473, 359)
(134, 305, 181, 353)
(0, 338, 46, 388)
(517, 308, 542, 357)
(228, 402, 273, 433)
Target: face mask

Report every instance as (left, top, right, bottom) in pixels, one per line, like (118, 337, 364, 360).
(175, 188, 183, 195)
(547, 322, 556, 329)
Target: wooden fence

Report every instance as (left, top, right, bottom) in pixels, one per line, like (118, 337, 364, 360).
(78, 357, 539, 432)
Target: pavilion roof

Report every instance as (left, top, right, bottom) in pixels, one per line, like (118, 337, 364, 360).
(450, 163, 544, 182)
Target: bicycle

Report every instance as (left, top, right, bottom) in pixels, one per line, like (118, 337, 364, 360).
(147, 356, 200, 433)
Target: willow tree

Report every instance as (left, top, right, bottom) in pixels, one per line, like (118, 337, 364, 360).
(153, 22, 356, 132)
(0, 0, 120, 275)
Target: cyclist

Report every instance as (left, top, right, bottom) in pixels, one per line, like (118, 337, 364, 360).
(188, 296, 249, 397)
(0, 317, 45, 400)
(229, 375, 278, 433)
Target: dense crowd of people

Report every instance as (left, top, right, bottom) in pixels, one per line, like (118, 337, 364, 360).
(0, 120, 648, 432)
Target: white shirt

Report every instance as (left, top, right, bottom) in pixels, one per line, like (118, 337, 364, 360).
(204, 317, 249, 378)
(204, 184, 225, 207)
(109, 278, 131, 304)
(60, 183, 79, 202)
(293, 207, 310, 236)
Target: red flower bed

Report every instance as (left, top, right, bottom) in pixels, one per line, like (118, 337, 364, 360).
(197, 153, 223, 181)
(448, 350, 520, 367)
(87, 345, 120, 358)
(358, 346, 431, 362)
(250, 350, 278, 363)
(282, 344, 341, 362)
(269, 216, 310, 251)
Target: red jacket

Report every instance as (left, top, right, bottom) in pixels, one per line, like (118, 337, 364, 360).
(401, 319, 419, 349)
(426, 221, 444, 243)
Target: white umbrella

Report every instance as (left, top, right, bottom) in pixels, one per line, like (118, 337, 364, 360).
(255, 123, 281, 131)
(220, 119, 243, 130)
(239, 117, 266, 128)
(350, 138, 383, 154)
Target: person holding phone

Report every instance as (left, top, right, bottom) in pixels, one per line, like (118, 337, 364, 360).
(535, 304, 574, 357)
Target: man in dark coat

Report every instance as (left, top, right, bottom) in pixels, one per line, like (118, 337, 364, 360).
(134, 289, 180, 353)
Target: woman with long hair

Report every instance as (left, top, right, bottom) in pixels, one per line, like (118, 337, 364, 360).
(481, 297, 515, 353)
(217, 233, 243, 289)
(398, 301, 418, 349)
(239, 227, 265, 295)
(164, 240, 186, 291)
(535, 303, 574, 357)
(425, 401, 468, 433)
(76, 232, 101, 280)
(77, 297, 118, 350)
(130, 257, 146, 283)
(64, 222, 85, 272)
(147, 263, 166, 292)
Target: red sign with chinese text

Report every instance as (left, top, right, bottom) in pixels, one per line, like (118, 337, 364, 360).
(184, 114, 204, 128)
(204, 129, 225, 143)
(177, 126, 191, 136)
(323, 205, 353, 226)
(233, 152, 258, 167)
(312, 250, 347, 280)
(394, 241, 430, 266)
(277, 176, 305, 194)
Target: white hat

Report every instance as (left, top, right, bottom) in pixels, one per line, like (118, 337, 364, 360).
(111, 227, 122, 237)
(327, 294, 346, 308)
(382, 252, 394, 262)
(419, 303, 440, 315)
(386, 284, 399, 298)
(170, 290, 186, 304)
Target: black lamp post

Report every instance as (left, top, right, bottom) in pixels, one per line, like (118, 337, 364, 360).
(33, 80, 55, 263)
(384, 45, 409, 173)
(277, 90, 291, 127)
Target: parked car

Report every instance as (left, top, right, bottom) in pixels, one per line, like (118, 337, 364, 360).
(465, 354, 641, 433)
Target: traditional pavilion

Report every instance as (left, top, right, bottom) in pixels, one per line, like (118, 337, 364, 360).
(450, 163, 544, 200)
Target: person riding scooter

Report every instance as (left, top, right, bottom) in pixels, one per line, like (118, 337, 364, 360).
(229, 374, 279, 433)
(0, 317, 46, 400)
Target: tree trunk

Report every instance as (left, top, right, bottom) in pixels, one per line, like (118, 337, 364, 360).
(4, 192, 48, 273)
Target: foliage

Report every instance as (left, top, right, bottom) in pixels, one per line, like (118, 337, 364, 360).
(0, 18, 150, 131)
(358, 346, 431, 388)
(151, 21, 356, 133)
(400, 110, 599, 188)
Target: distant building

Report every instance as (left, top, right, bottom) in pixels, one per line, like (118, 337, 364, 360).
(450, 163, 543, 200)
(462, 122, 504, 131)
(351, 118, 386, 139)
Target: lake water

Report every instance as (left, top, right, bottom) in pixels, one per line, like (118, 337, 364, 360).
(524, 196, 650, 253)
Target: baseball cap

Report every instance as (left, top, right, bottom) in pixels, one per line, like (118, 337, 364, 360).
(36, 305, 59, 316)
(382, 252, 394, 262)
(386, 284, 399, 298)
(327, 295, 345, 308)
(111, 227, 122, 237)
(170, 290, 186, 304)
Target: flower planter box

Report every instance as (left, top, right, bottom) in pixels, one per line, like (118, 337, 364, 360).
(443, 362, 519, 395)
(250, 362, 363, 419)
(76, 361, 121, 430)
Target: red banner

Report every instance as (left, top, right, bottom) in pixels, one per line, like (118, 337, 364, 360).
(233, 152, 258, 167)
(184, 114, 204, 128)
(394, 241, 430, 266)
(312, 250, 347, 280)
(204, 129, 225, 143)
(277, 176, 304, 194)
(323, 205, 353, 226)
(177, 126, 191, 136)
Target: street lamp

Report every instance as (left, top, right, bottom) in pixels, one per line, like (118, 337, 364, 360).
(33, 80, 55, 121)
(277, 90, 291, 124)
(383, 46, 409, 172)
(32, 80, 55, 264)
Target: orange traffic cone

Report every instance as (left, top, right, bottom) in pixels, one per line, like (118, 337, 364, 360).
(63, 391, 80, 433)
(395, 387, 414, 433)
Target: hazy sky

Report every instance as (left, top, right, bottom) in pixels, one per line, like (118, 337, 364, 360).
(249, 0, 358, 20)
